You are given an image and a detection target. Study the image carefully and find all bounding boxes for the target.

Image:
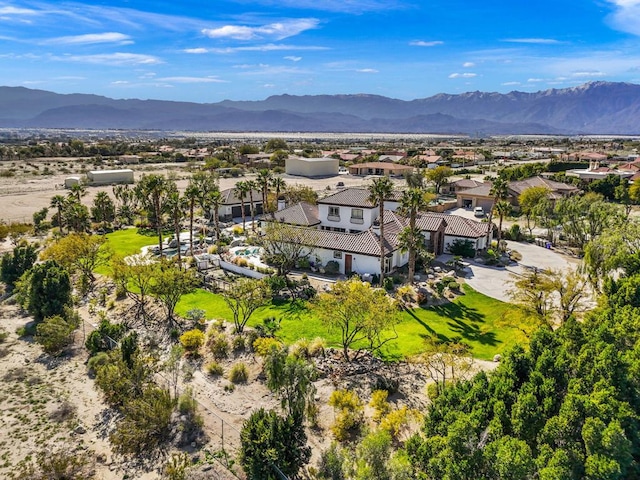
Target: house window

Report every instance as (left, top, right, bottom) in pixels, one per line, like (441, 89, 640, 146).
(384, 256, 392, 274)
(328, 206, 340, 220)
(350, 208, 364, 224)
(333, 251, 342, 259)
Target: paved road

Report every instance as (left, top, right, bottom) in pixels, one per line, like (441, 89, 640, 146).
(461, 240, 580, 303)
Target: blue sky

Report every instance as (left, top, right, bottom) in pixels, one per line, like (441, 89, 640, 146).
(2, 0, 640, 102)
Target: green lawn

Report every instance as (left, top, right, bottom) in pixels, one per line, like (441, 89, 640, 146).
(103, 229, 526, 361)
(177, 285, 525, 361)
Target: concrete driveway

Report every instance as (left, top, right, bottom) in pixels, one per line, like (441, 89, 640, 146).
(459, 240, 581, 303)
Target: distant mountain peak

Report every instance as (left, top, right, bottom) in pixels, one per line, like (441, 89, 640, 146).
(1, 82, 639, 134)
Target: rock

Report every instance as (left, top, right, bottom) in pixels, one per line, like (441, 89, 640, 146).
(74, 424, 86, 434)
(96, 453, 107, 464)
(493, 354, 502, 362)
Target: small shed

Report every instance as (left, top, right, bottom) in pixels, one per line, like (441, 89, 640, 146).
(64, 176, 82, 189)
(86, 169, 134, 186)
(285, 157, 338, 177)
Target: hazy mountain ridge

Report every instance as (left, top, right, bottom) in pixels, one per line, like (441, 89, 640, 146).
(0, 81, 638, 134)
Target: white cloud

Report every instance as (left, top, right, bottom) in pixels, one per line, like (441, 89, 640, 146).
(202, 18, 319, 41)
(0, 6, 39, 15)
(571, 71, 607, 78)
(111, 80, 130, 85)
(157, 76, 227, 83)
(58, 52, 162, 66)
(357, 68, 378, 73)
(184, 48, 209, 54)
(241, 0, 398, 14)
(503, 38, 561, 44)
(284, 56, 302, 62)
(43, 32, 132, 45)
(527, 78, 544, 82)
(501, 81, 521, 86)
(410, 40, 443, 47)
(462, 62, 475, 68)
(449, 72, 477, 78)
(210, 43, 328, 54)
(263, 83, 276, 88)
(605, 0, 640, 35)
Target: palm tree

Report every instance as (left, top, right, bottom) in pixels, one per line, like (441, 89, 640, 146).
(486, 177, 509, 247)
(234, 181, 250, 233)
(493, 200, 512, 251)
(368, 176, 395, 286)
(270, 176, 287, 210)
(136, 174, 170, 255)
(165, 188, 186, 267)
(207, 188, 223, 252)
(399, 188, 433, 283)
(256, 169, 273, 213)
(184, 181, 200, 254)
(50, 194, 66, 235)
(68, 183, 86, 202)
(246, 180, 258, 233)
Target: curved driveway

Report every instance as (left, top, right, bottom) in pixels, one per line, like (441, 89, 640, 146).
(460, 241, 581, 303)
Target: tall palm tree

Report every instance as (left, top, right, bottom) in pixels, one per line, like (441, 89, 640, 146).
(92, 191, 115, 228)
(270, 176, 287, 210)
(246, 180, 258, 233)
(165, 188, 186, 267)
(207, 188, 223, 252)
(493, 200, 512, 251)
(50, 194, 66, 235)
(184, 181, 200, 254)
(234, 180, 250, 233)
(367, 176, 395, 286)
(136, 174, 170, 255)
(399, 188, 433, 283)
(256, 169, 273, 213)
(486, 177, 509, 247)
(68, 183, 86, 202)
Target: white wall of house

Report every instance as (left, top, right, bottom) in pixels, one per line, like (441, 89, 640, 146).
(317, 204, 377, 232)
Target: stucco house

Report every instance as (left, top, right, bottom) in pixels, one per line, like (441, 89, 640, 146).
(348, 162, 414, 177)
(263, 187, 488, 276)
(218, 187, 263, 221)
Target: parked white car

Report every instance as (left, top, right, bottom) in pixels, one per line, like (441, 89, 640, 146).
(474, 207, 485, 217)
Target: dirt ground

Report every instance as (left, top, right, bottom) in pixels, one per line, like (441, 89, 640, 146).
(0, 157, 398, 224)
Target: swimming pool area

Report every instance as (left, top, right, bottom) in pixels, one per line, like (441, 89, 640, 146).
(229, 246, 262, 257)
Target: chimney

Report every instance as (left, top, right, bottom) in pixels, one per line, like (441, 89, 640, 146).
(277, 196, 286, 211)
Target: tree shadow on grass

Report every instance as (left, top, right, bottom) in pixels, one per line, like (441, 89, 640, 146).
(403, 308, 451, 343)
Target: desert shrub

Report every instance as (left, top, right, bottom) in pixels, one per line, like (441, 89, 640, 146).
(255, 316, 281, 337)
(235, 257, 249, 268)
(232, 335, 246, 351)
(308, 337, 326, 357)
(253, 337, 282, 357)
(329, 389, 364, 442)
(383, 277, 394, 291)
(35, 315, 75, 355)
(369, 389, 391, 422)
(290, 338, 311, 359)
(11, 448, 95, 480)
(229, 362, 249, 383)
(0, 327, 7, 343)
(179, 329, 205, 354)
(185, 308, 206, 328)
(317, 443, 347, 480)
(245, 329, 260, 352)
(379, 406, 420, 440)
(447, 239, 476, 257)
(232, 225, 244, 235)
(396, 285, 416, 305)
(426, 382, 440, 401)
(208, 333, 230, 359)
(87, 351, 110, 374)
(448, 281, 460, 291)
(441, 276, 456, 284)
(205, 361, 224, 377)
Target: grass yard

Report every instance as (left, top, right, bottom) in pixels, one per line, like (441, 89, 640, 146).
(103, 229, 526, 361)
(177, 285, 526, 361)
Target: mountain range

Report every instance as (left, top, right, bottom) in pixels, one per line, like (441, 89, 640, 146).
(0, 81, 639, 135)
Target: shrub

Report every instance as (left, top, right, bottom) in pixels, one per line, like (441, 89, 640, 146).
(253, 337, 282, 357)
(369, 390, 391, 422)
(35, 315, 75, 355)
(324, 260, 340, 274)
(308, 337, 326, 357)
(447, 239, 476, 258)
(329, 389, 364, 441)
(205, 361, 224, 377)
(208, 333, 230, 359)
(448, 281, 460, 291)
(379, 406, 420, 440)
(87, 351, 110, 374)
(232, 335, 246, 352)
(229, 362, 249, 384)
(372, 375, 400, 395)
(290, 338, 311, 359)
(179, 329, 205, 354)
(383, 277, 394, 291)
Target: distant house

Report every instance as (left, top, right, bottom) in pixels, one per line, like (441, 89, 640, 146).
(443, 178, 485, 195)
(285, 156, 339, 177)
(86, 169, 134, 186)
(218, 187, 263, 221)
(348, 162, 413, 177)
(456, 176, 579, 210)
